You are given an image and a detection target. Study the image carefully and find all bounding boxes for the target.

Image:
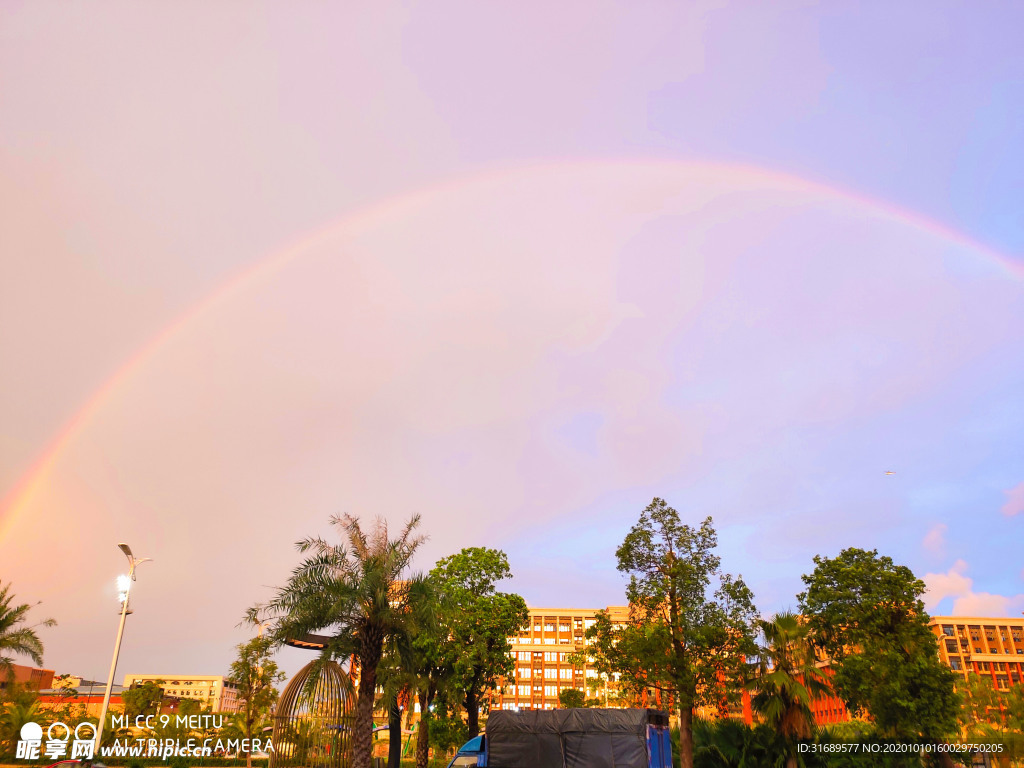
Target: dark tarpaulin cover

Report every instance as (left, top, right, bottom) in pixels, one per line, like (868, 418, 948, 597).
(486, 708, 666, 768)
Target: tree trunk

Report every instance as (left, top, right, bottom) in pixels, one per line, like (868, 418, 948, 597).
(678, 705, 694, 768)
(935, 743, 956, 768)
(387, 693, 402, 768)
(785, 755, 797, 768)
(416, 690, 431, 768)
(466, 688, 479, 738)
(352, 645, 381, 768)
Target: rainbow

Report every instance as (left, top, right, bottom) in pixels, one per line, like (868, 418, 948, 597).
(2, 158, 1021, 541)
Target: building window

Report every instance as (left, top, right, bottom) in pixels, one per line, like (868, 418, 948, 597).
(949, 658, 962, 671)
(942, 626, 955, 636)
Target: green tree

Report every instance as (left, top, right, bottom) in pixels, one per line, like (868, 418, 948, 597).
(251, 514, 430, 768)
(0, 582, 56, 683)
(558, 688, 586, 708)
(374, 649, 413, 768)
(581, 498, 757, 768)
(956, 673, 1003, 735)
(1006, 682, 1024, 734)
(748, 611, 831, 768)
(429, 547, 529, 738)
(428, 699, 467, 756)
(228, 636, 285, 768)
(122, 680, 165, 720)
(798, 548, 960, 758)
(408, 586, 452, 768)
(0, 697, 40, 758)
(374, 580, 446, 768)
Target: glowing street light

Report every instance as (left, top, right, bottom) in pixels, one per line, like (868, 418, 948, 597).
(116, 575, 131, 606)
(94, 543, 152, 753)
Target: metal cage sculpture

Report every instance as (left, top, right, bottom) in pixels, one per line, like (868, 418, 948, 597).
(270, 660, 355, 768)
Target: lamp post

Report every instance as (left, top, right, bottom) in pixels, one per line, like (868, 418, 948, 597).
(94, 543, 152, 754)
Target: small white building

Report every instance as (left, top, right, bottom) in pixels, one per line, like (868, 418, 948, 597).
(122, 674, 241, 712)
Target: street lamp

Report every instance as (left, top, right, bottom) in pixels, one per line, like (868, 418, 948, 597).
(94, 543, 152, 754)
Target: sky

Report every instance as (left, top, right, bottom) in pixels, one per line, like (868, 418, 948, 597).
(1, 1, 1022, 683)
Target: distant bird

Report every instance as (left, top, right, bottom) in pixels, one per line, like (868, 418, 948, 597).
(884, 471, 895, 475)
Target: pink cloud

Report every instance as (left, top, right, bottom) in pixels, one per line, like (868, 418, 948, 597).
(921, 523, 947, 556)
(1002, 482, 1024, 516)
(924, 560, 1024, 616)
(923, 560, 972, 611)
(952, 592, 1018, 616)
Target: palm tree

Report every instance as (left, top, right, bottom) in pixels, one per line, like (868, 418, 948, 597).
(252, 514, 429, 768)
(691, 717, 778, 768)
(0, 698, 41, 758)
(748, 611, 832, 768)
(0, 582, 56, 682)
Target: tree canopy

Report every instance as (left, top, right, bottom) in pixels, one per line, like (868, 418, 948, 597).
(798, 547, 960, 745)
(581, 498, 757, 768)
(228, 636, 284, 768)
(429, 547, 529, 737)
(122, 680, 166, 720)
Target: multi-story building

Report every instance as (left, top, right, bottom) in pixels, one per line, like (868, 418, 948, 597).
(0, 663, 54, 694)
(929, 616, 1024, 690)
(806, 666, 850, 725)
(490, 605, 631, 712)
(491, 609, 1024, 724)
(122, 674, 241, 712)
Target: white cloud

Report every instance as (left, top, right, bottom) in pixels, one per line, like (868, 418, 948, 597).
(924, 559, 1024, 616)
(1002, 482, 1024, 516)
(921, 523, 947, 556)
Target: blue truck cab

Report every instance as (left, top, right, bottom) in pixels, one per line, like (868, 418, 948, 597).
(446, 709, 672, 768)
(446, 735, 485, 767)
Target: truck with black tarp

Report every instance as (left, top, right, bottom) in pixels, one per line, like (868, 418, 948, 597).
(446, 708, 672, 768)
